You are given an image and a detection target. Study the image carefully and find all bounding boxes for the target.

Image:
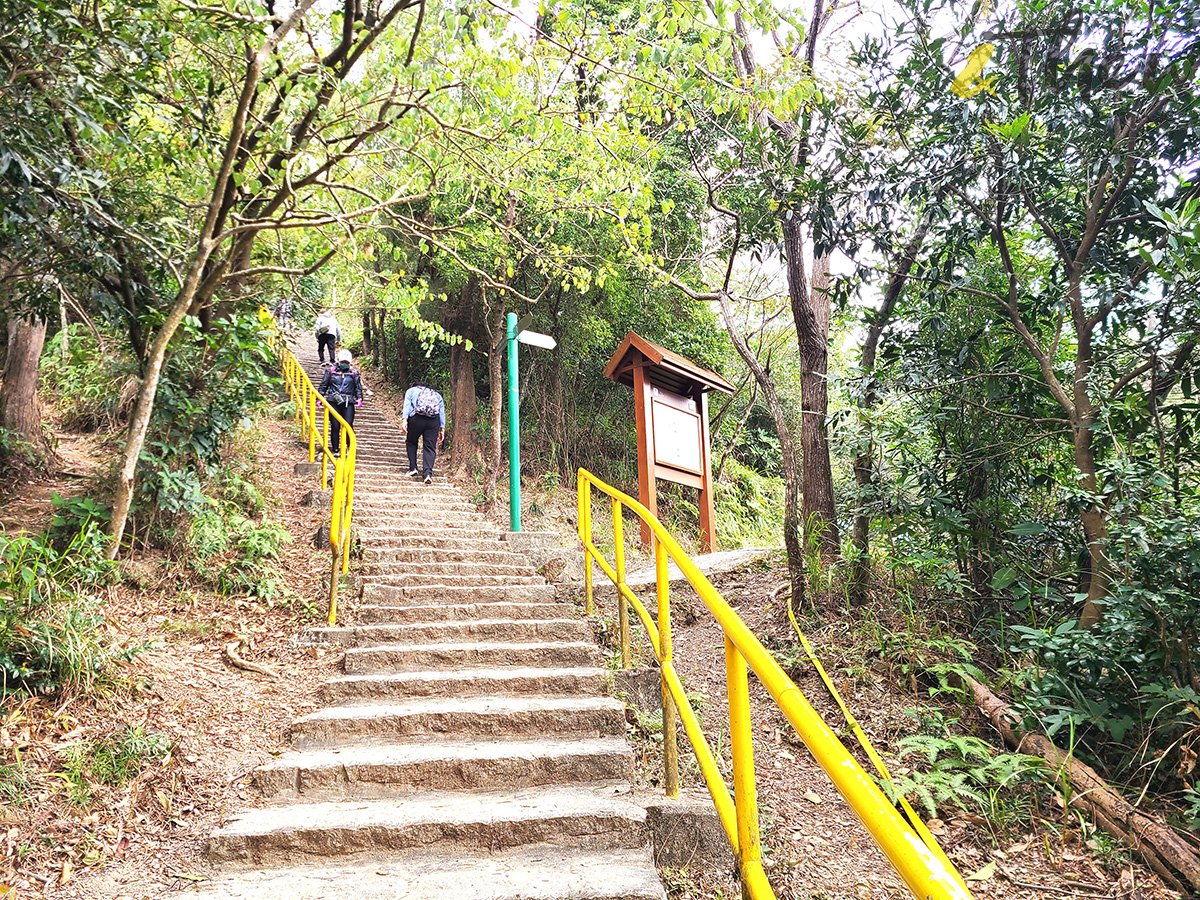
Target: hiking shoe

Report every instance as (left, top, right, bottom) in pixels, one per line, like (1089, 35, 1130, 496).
(424, 475, 432, 484)
(406, 469, 419, 477)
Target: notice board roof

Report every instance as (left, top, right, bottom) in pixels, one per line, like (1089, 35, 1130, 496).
(603, 332, 735, 396)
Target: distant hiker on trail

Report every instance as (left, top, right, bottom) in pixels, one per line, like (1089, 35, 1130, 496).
(402, 382, 444, 484)
(319, 349, 363, 457)
(314, 309, 341, 364)
(274, 296, 293, 332)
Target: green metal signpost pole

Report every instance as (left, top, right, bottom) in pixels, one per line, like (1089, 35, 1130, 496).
(506, 312, 521, 532)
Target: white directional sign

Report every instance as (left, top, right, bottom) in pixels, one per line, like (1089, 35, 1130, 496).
(517, 330, 557, 350)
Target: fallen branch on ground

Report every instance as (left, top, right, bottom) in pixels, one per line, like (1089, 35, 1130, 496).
(964, 673, 1200, 895)
(223, 640, 279, 679)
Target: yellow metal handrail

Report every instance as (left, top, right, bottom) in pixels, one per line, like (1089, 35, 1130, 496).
(577, 468, 972, 900)
(263, 310, 356, 625)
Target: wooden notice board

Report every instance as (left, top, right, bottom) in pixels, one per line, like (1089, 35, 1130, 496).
(603, 332, 734, 551)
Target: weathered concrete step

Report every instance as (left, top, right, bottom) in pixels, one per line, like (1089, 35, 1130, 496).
(343, 640, 601, 673)
(253, 737, 633, 798)
(363, 583, 558, 605)
(362, 562, 536, 580)
(353, 601, 575, 625)
(357, 534, 509, 552)
(357, 528, 504, 545)
(364, 547, 528, 565)
(362, 573, 544, 588)
(354, 513, 486, 528)
(208, 786, 648, 867)
(288, 695, 624, 745)
(322, 666, 608, 702)
(302, 619, 590, 648)
(354, 504, 478, 519)
(189, 846, 666, 900)
(355, 517, 494, 534)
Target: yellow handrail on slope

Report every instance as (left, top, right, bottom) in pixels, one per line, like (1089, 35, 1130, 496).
(262, 309, 356, 626)
(577, 468, 972, 900)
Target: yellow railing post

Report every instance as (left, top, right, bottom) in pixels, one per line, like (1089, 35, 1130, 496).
(294, 364, 303, 427)
(578, 475, 593, 616)
(308, 384, 316, 463)
(657, 538, 680, 798)
(612, 496, 630, 669)
(727, 635, 763, 895)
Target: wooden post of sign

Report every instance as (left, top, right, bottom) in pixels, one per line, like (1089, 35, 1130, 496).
(604, 332, 735, 555)
(695, 385, 716, 553)
(633, 362, 656, 547)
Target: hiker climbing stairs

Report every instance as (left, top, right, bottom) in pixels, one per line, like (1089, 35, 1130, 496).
(194, 338, 668, 899)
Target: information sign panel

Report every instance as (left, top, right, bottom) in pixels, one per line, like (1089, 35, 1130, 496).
(652, 399, 703, 475)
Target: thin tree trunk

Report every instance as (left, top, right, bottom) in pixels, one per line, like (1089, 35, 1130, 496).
(107, 0, 316, 556)
(394, 316, 407, 388)
(0, 315, 50, 459)
(781, 217, 840, 558)
(377, 307, 389, 382)
(361, 308, 372, 357)
(715, 377, 758, 481)
(717, 291, 804, 607)
(486, 293, 505, 501)
(447, 280, 481, 475)
(851, 216, 930, 603)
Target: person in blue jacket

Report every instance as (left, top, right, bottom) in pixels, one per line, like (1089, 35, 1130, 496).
(401, 382, 444, 483)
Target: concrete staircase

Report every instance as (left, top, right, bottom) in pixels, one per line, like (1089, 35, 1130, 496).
(195, 343, 667, 899)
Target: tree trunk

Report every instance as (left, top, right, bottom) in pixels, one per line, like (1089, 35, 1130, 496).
(485, 293, 505, 501)
(361, 308, 372, 357)
(781, 217, 840, 557)
(0, 315, 50, 460)
(377, 307, 389, 382)
(394, 316, 407, 388)
(851, 216, 930, 603)
(1070, 277, 1108, 630)
(446, 281, 482, 476)
(717, 291, 805, 607)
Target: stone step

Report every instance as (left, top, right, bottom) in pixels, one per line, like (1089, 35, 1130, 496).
(363, 547, 530, 566)
(362, 561, 537, 580)
(362, 573, 544, 588)
(302, 619, 590, 648)
(343, 640, 601, 673)
(208, 786, 648, 867)
(354, 501, 478, 517)
(352, 601, 576, 625)
(357, 534, 510, 552)
(252, 737, 633, 798)
(357, 527, 505, 545)
(288, 695, 624, 745)
(355, 516, 494, 533)
(192, 845, 666, 900)
(362, 583, 558, 605)
(321, 666, 608, 702)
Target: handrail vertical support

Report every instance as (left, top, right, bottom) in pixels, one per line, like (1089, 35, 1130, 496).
(657, 538, 680, 798)
(308, 384, 316, 463)
(612, 496, 630, 668)
(579, 475, 593, 616)
(726, 634, 762, 895)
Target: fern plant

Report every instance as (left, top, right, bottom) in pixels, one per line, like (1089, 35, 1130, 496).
(883, 728, 1044, 821)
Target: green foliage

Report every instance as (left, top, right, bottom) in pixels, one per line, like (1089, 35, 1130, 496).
(0, 761, 35, 806)
(59, 725, 169, 807)
(885, 712, 1044, 822)
(0, 524, 122, 695)
(712, 459, 785, 549)
(47, 494, 111, 552)
(40, 326, 136, 431)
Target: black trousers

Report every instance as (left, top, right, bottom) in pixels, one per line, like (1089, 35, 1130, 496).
(329, 400, 355, 457)
(406, 414, 440, 477)
(317, 333, 336, 362)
